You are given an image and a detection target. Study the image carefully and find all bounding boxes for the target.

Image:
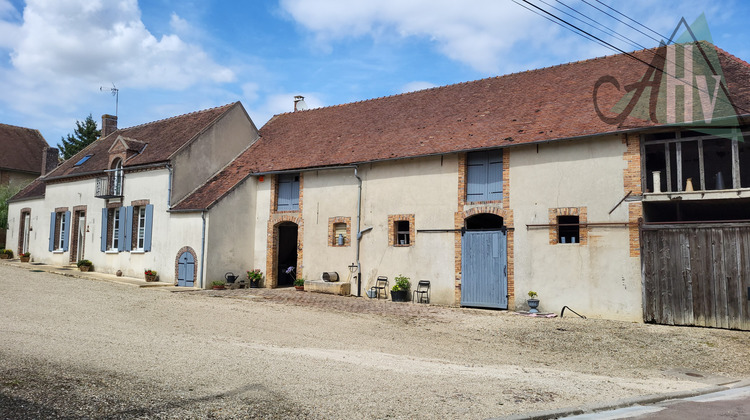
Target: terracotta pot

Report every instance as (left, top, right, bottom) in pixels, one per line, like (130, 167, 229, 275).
(145, 274, 157, 282)
(79, 265, 91, 272)
(295, 285, 304, 291)
(0, 254, 9, 260)
(20, 256, 30, 263)
(212, 285, 225, 290)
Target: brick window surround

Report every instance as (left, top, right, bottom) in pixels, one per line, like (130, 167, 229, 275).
(548, 207, 588, 245)
(68, 205, 87, 263)
(388, 214, 415, 247)
(17, 208, 31, 255)
(328, 216, 351, 247)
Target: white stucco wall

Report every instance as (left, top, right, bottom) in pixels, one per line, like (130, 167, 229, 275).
(6, 197, 46, 258)
(171, 105, 259, 204)
(510, 136, 642, 321)
(204, 176, 258, 287)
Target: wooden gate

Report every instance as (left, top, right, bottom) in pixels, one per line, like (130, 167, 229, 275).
(461, 229, 508, 309)
(641, 223, 750, 330)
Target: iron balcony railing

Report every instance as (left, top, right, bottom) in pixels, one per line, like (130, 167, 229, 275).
(95, 172, 123, 198)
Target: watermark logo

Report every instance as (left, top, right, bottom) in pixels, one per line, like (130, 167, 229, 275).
(592, 13, 738, 136)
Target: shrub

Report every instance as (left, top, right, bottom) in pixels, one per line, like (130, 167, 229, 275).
(391, 275, 410, 292)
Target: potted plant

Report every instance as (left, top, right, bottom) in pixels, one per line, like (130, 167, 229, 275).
(144, 269, 158, 282)
(20, 252, 30, 263)
(294, 278, 305, 291)
(77, 259, 93, 272)
(247, 269, 263, 288)
(391, 275, 410, 302)
(211, 280, 226, 290)
(527, 291, 540, 313)
(0, 249, 11, 260)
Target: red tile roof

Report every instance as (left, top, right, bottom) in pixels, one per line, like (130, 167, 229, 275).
(0, 123, 49, 174)
(45, 102, 240, 179)
(173, 43, 750, 211)
(9, 178, 45, 202)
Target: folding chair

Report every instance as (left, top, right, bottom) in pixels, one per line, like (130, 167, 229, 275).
(412, 280, 430, 304)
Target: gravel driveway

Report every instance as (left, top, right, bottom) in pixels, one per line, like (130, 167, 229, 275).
(1, 263, 749, 419)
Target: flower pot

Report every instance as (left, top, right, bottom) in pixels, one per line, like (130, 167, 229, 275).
(145, 274, 157, 282)
(391, 290, 408, 302)
(249, 279, 260, 288)
(20, 256, 30, 263)
(79, 265, 91, 272)
(0, 254, 9, 260)
(527, 298, 540, 313)
(212, 285, 225, 290)
(295, 285, 304, 291)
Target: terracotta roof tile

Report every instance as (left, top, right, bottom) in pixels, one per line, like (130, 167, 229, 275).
(0, 123, 49, 174)
(46, 102, 239, 179)
(9, 177, 45, 202)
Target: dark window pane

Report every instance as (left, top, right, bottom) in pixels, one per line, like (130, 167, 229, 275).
(703, 138, 733, 190)
(645, 144, 667, 193)
(558, 215, 580, 244)
(681, 141, 700, 191)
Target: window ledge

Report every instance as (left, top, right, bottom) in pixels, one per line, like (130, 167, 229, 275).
(643, 188, 750, 202)
(52, 250, 65, 254)
(131, 250, 145, 254)
(105, 250, 119, 254)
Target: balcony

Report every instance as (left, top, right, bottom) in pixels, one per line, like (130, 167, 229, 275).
(95, 172, 123, 198)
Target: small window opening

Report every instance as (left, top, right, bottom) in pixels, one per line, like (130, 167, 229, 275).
(396, 220, 410, 245)
(557, 215, 579, 244)
(333, 222, 346, 246)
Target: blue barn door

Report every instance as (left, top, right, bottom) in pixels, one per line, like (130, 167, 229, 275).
(177, 252, 195, 287)
(461, 229, 508, 309)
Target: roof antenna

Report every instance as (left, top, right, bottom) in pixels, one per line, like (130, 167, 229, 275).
(100, 83, 119, 117)
(294, 95, 307, 112)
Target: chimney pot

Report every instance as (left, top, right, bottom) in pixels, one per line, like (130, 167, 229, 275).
(101, 114, 118, 138)
(294, 95, 307, 112)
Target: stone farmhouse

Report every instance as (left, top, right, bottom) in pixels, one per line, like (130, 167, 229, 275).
(7, 42, 750, 329)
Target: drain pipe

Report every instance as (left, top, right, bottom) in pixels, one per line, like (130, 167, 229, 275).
(166, 163, 173, 209)
(354, 166, 364, 296)
(199, 211, 206, 289)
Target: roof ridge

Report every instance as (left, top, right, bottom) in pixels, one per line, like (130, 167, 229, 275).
(119, 101, 238, 131)
(265, 45, 666, 119)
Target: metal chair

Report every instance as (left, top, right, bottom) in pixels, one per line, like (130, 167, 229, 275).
(413, 280, 430, 304)
(370, 276, 388, 299)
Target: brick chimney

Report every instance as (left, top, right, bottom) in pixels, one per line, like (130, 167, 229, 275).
(41, 147, 59, 175)
(101, 114, 118, 138)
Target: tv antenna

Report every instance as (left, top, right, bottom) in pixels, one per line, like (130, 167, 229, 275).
(100, 83, 119, 117)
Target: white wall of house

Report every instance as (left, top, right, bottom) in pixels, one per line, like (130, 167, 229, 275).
(509, 135, 642, 321)
(171, 105, 259, 204)
(6, 197, 45, 257)
(253, 176, 272, 281)
(204, 176, 258, 286)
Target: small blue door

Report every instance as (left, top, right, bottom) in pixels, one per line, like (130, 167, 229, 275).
(461, 229, 508, 309)
(177, 252, 195, 287)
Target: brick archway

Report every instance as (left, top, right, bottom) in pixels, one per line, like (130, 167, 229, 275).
(174, 246, 198, 287)
(266, 215, 304, 288)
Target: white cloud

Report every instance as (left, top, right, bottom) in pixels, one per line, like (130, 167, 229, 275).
(280, 0, 544, 74)
(0, 0, 234, 118)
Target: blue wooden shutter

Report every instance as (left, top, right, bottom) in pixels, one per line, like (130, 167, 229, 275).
(488, 150, 503, 201)
(101, 208, 108, 252)
(62, 211, 71, 252)
(117, 207, 126, 251)
(49, 212, 56, 251)
(467, 152, 487, 202)
(277, 174, 293, 211)
(144, 204, 154, 252)
(124, 206, 134, 251)
(291, 175, 300, 210)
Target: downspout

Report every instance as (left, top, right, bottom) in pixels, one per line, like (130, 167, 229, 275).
(354, 166, 362, 297)
(200, 211, 206, 289)
(166, 163, 173, 209)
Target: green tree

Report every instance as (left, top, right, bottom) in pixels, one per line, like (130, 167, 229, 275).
(59, 114, 101, 160)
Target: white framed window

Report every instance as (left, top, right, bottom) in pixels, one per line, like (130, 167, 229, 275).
(136, 206, 146, 250)
(111, 209, 120, 251)
(57, 212, 66, 250)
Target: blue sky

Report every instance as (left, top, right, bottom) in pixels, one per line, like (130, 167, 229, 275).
(1, 0, 749, 150)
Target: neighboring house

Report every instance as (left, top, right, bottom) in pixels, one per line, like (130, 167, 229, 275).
(8, 42, 750, 330)
(0, 123, 55, 247)
(6, 103, 259, 284)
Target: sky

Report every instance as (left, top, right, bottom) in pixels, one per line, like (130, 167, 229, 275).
(1, 0, 749, 150)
